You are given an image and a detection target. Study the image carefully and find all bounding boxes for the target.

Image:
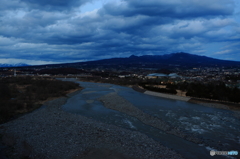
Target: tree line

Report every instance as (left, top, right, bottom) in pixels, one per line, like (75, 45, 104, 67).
(166, 81, 240, 103)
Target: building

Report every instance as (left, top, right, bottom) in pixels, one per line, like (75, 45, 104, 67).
(146, 73, 168, 79)
(146, 73, 181, 79)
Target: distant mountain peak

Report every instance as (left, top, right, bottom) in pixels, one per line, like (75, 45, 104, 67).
(80, 52, 240, 68)
(129, 55, 138, 58)
(172, 52, 191, 56)
(0, 63, 29, 68)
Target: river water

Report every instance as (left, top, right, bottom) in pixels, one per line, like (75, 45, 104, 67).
(60, 78, 240, 159)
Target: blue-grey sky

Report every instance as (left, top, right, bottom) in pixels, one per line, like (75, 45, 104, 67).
(0, 0, 240, 65)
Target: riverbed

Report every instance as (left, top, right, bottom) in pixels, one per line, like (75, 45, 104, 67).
(61, 78, 240, 159)
(1, 78, 239, 159)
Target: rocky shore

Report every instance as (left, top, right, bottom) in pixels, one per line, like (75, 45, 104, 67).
(0, 90, 184, 159)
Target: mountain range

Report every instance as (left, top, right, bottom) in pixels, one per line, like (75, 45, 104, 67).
(0, 63, 29, 68)
(1, 53, 240, 69)
(76, 52, 240, 69)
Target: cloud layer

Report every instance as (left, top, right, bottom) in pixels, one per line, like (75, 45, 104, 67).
(0, 0, 240, 64)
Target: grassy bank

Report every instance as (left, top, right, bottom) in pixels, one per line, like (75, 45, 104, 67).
(0, 77, 81, 124)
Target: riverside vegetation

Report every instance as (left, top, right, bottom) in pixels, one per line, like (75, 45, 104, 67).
(1, 76, 239, 124)
(80, 76, 240, 104)
(0, 76, 80, 124)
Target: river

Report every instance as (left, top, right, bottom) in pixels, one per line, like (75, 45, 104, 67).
(60, 78, 240, 159)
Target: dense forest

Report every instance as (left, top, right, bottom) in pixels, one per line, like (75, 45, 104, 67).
(0, 77, 80, 123)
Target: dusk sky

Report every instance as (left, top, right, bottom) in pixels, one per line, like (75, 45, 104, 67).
(0, 0, 240, 65)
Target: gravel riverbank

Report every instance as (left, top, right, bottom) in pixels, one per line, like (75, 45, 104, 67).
(0, 90, 184, 159)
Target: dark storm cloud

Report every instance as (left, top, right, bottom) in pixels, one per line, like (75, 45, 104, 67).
(101, 0, 234, 18)
(0, 0, 239, 64)
(20, 0, 90, 11)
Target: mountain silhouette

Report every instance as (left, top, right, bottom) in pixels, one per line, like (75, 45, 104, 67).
(79, 52, 240, 68)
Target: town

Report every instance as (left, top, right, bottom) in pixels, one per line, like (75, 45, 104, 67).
(1, 65, 240, 88)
